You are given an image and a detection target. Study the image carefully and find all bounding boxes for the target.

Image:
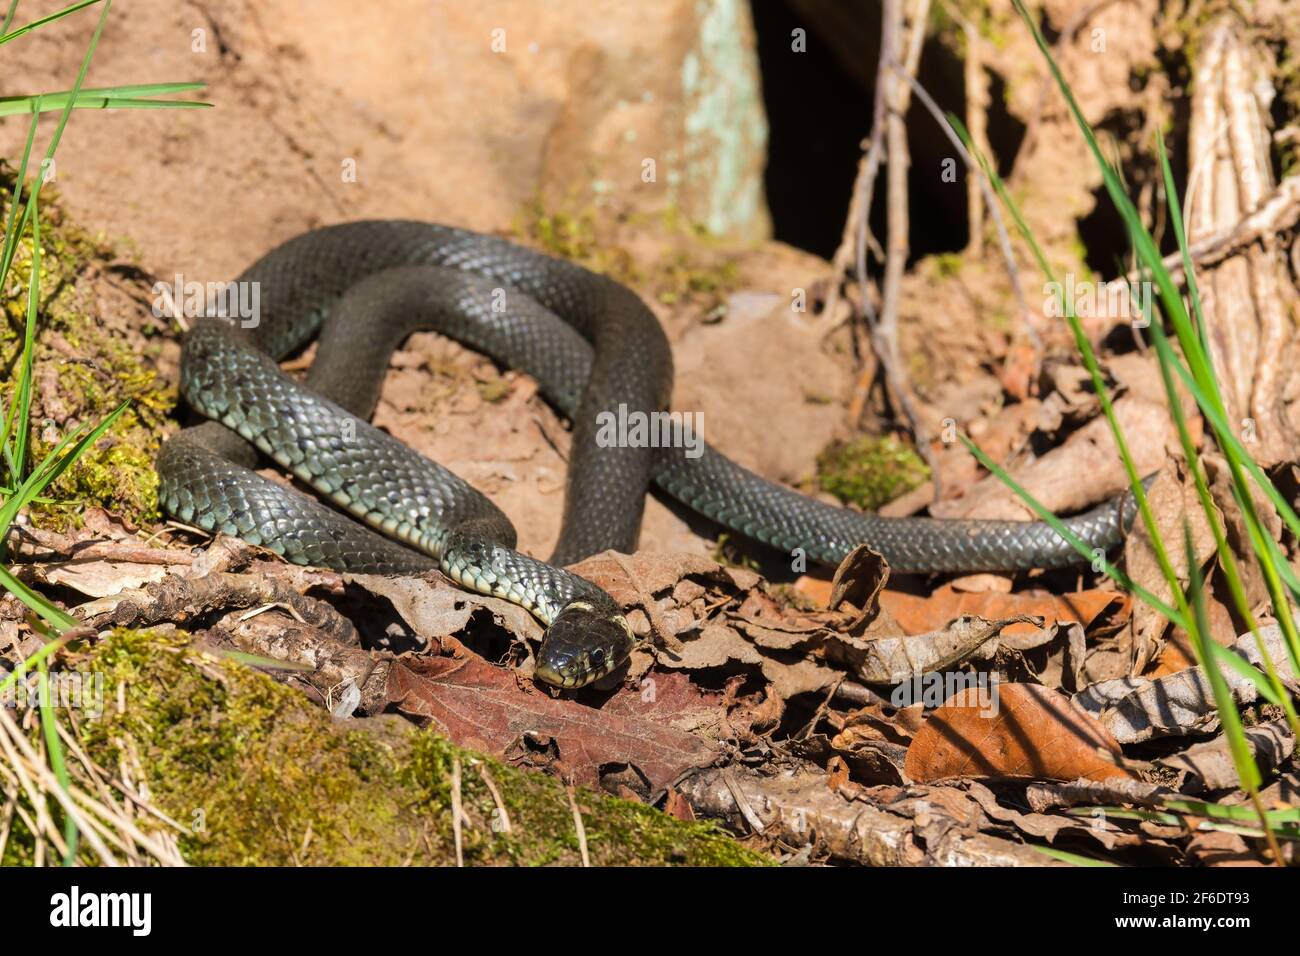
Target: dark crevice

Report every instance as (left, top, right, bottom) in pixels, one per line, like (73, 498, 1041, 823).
(749, 0, 1025, 264)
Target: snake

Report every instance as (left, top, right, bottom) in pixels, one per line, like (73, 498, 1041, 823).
(158, 221, 1140, 689)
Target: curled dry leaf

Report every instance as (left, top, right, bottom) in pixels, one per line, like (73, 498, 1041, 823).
(904, 682, 1135, 784)
(1073, 625, 1293, 744)
(1088, 669, 1242, 744)
(1156, 719, 1295, 793)
(960, 780, 1143, 852)
(853, 614, 1029, 684)
(34, 560, 173, 598)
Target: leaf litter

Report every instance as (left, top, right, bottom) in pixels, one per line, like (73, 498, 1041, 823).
(4, 368, 1296, 866)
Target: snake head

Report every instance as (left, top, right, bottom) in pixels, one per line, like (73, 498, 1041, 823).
(534, 601, 633, 689)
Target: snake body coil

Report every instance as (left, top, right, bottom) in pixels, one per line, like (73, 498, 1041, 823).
(160, 221, 1138, 688)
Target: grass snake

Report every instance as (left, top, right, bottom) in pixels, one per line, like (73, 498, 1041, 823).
(159, 221, 1139, 689)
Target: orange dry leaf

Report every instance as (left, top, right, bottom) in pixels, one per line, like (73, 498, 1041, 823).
(793, 573, 835, 606)
(904, 682, 1135, 783)
(879, 584, 1128, 637)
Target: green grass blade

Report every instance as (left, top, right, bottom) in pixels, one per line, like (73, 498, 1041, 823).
(0, 0, 98, 44)
(0, 564, 77, 631)
(1128, 136, 1300, 715)
(0, 404, 128, 631)
(1032, 846, 1118, 867)
(0, 401, 130, 533)
(950, 109, 1191, 631)
(8, 192, 41, 475)
(1009, 0, 1216, 409)
(0, 0, 113, 294)
(958, 435, 1182, 624)
(0, 90, 210, 117)
(216, 650, 317, 673)
(1164, 797, 1300, 824)
(0, 628, 73, 698)
(1068, 805, 1300, 840)
(1184, 524, 1260, 791)
(0, 80, 205, 101)
(37, 654, 78, 863)
(0, 106, 43, 305)
(1139, 248, 1297, 722)
(32, 0, 110, 177)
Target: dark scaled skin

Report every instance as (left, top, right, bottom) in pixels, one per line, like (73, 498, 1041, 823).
(160, 221, 1140, 689)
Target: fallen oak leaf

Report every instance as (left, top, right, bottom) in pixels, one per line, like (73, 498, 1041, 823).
(385, 654, 720, 791)
(599, 669, 731, 741)
(905, 682, 1136, 783)
(827, 545, 891, 632)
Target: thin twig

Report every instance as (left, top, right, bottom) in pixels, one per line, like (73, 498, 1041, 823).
(888, 62, 1036, 347)
(721, 769, 767, 834)
(451, 756, 464, 867)
(476, 762, 512, 837)
(797, 675, 845, 740)
(566, 784, 590, 867)
(852, 0, 940, 496)
(941, 0, 990, 256)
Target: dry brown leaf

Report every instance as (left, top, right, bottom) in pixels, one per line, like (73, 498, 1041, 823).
(879, 584, 1128, 637)
(598, 669, 729, 740)
(386, 652, 719, 790)
(1078, 626, 1290, 744)
(852, 614, 1023, 684)
(38, 560, 172, 597)
(1156, 719, 1295, 792)
(905, 682, 1135, 783)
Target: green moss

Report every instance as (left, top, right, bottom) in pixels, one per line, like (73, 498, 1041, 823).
(474, 373, 512, 403)
(816, 435, 930, 510)
(514, 198, 637, 285)
(655, 250, 738, 306)
(515, 199, 741, 314)
(1, 167, 174, 529)
(929, 0, 1015, 51)
(931, 252, 966, 279)
(60, 629, 768, 867)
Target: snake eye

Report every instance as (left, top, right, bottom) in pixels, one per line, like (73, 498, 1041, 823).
(590, 647, 606, 666)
